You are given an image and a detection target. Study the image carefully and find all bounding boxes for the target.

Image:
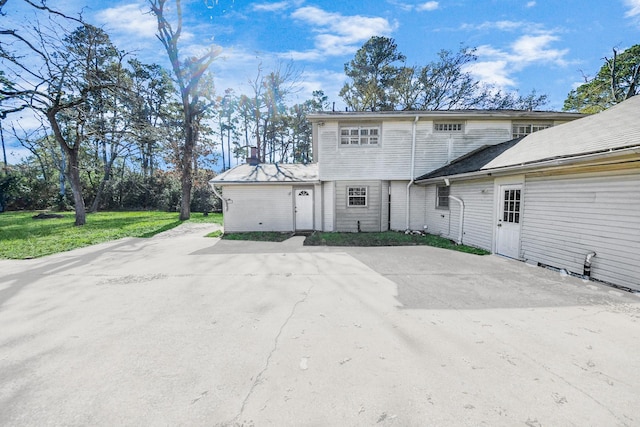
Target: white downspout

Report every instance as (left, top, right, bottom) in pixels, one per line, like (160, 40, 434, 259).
(448, 195, 465, 244)
(211, 185, 230, 212)
(405, 116, 419, 231)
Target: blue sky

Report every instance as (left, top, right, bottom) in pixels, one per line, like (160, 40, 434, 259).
(85, 0, 640, 109)
(2, 0, 640, 162)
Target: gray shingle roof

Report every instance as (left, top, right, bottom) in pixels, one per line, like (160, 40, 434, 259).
(415, 96, 640, 182)
(484, 95, 640, 169)
(209, 163, 318, 184)
(415, 138, 523, 182)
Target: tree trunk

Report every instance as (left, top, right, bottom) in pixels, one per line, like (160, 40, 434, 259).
(47, 109, 86, 226)
(179, 110, 195, 221)
(66, 149, 87, 226)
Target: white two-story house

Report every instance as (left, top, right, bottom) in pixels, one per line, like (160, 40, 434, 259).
(211, 109, 582, 234)
(211, 98, 640, 291)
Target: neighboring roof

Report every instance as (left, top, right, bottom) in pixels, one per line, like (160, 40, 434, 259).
(307, 109, 584, 122)
(484, 95, 640, 169)
(209, 163, 318, 184)
(415, 138, 523, 182)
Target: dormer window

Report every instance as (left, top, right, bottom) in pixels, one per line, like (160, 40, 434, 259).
(340, 126, 380, 146)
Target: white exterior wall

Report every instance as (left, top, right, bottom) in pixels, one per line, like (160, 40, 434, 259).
(319, 119, 519, 181)
(389, 181, 408, 231)
(316, 115, 580, 236)
(318, 122, 412, 181)
(422, 179, 495, 249)
(408, 185, 428, 230)
(335, 180, 384, 232)
(521, 169, 640, 291)
(322, 182, 335, 231)
(223, 185, 294, 232)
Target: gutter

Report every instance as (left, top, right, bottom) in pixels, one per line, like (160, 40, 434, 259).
(307, 111, 584, 121)
(211, 184, 230, 212)
(405, 116, 419, 230)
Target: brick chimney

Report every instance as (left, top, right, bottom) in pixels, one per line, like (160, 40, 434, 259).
(246, 147, 259, 165)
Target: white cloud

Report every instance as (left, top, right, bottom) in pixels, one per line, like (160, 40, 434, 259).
(510, 34, 568, 67)
(525, 1, 536, 8)
(625, 0, 640, 25)
(464, 60, 515, 88)
(460, 20, 543, 32)
(625, 0, 640, 16)
(466, 31, 569, 90)
(95, 3, 158, 39)
(417, 1, 439, 12)
(252, 1, 290, 12)
(288, 6, 397, 61)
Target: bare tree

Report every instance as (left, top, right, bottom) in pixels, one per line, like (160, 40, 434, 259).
(1, 2, 116, 225)
(149, 0, 219, 220)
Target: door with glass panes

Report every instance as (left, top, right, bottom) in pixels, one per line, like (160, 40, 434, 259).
(496, 184, 522, 258)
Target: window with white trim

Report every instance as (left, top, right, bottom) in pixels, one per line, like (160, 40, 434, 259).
(434, 123, 463, 132)
(340, 126, 379, 146)
(512, 123, 551, 138)
(347, 186, 368, 207)
(436, 185, 449, 209)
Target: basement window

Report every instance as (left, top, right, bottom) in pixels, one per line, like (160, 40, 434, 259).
(347, 186, 368, 207)
(340, 126, 380, 146)
(436, 185, 450, 209)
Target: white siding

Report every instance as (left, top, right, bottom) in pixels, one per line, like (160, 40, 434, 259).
(319, 119, 519, 181)
(313, 183, 322, 231)
(322, 182, 335, 231)
(335, 181, 383, 232)
(389, 181, 408, 231)
(381, 181, 390, 231)
(422, 179, 494, 249)
(521, 170, 640, 291)
(409, 185, 428, 230)
(223, 185, 293, 232)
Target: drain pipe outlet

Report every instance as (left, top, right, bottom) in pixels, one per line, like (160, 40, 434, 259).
(583, 251, 596, 278)
(211, 185, 230, 212)
(405, 115, 420, 231)
(448, 195, 465, 245)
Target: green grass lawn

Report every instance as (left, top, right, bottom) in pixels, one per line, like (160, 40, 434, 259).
(221, 231, 294, 242)
(0, 211, 222, 259)
(220, 230, 489, 255)
(305, 231, 489, 255)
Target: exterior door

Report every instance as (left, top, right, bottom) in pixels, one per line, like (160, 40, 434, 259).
(496, 184, 522, 258)
(295, 188, 314, 230)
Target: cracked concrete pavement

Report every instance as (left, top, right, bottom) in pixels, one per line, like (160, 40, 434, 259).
(1, 223, 639, 426)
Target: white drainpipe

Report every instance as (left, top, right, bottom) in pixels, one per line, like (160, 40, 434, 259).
(405, 116, 419, 231)
(448, 195, 465, 244)
(211, 185, 230, 211)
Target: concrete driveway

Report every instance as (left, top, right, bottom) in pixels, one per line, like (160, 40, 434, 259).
(1, 224, 639, 426)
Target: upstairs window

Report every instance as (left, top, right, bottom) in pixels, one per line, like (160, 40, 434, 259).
(434, 123, 463, 132)
(436, 185, 450, 209)
(512, 123, 551, 138)
(347, 186, 368, 207)
(340, 126, 380, 146)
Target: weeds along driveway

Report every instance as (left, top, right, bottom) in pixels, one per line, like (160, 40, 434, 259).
(1, 225, 639, 426)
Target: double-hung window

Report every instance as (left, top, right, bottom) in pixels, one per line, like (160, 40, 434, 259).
(436, 185, 450, 209)
(347, 186, 367, 207)
(340, 126, 379, 146)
